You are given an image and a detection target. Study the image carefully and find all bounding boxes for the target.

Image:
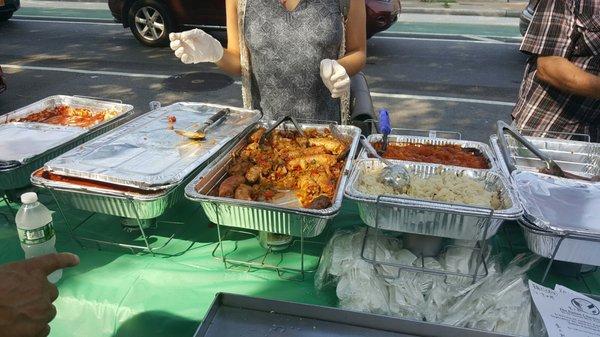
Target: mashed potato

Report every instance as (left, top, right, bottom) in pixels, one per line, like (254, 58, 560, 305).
(356, 167, 502, 209)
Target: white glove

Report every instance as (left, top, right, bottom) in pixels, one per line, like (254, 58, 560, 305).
(169, 29, 224, 64)
(320, 59, 350, 99)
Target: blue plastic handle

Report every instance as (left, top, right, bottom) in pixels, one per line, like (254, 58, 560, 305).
(378, 109, 391, 135)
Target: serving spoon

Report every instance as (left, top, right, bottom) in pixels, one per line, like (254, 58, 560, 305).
(174, 108, 229, 141)
(360, 136, 411, 190)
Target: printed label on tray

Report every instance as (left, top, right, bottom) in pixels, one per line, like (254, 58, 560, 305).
(17, 222, 55, 245)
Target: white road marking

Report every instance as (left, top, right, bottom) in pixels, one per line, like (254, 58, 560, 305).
(12, 17, 120, 26)
(12, 17, 521, 45)
(370, 92, 515, 106)
(372, 35, 520, 45)
(2, 64, 515, 106)
(462, 34, 504, 43)
(1, 64, 170, 79)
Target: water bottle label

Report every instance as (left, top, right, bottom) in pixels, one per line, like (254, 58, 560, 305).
(17, 222, 55, 245)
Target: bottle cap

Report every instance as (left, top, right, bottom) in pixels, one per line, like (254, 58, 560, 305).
(20, 192, 38, 204)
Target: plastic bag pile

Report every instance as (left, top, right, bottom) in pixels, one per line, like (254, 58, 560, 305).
(315, 228, 539, 336)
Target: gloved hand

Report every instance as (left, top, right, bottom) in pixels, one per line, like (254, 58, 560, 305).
(320, 59, 351, 99)
(169, 29, 224, 64)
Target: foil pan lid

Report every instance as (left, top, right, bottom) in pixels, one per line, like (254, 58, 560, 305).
(0, 123, 85, 164)
(513, 171, 600, 236)
(45, 102, 261, 190)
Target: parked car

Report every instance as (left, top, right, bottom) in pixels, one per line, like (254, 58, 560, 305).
(0, 0, 20, 22)
(108, 0, 401, 47)
(0, 66, 6, 94)
(519, 0, 538, 36)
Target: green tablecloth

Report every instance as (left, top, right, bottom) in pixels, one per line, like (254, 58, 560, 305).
(1, 193, 599, 337)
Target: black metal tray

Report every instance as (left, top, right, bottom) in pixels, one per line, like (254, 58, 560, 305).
(194, 293, 515, 337)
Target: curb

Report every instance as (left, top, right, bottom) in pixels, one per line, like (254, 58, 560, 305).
(403, 8, 522, 17)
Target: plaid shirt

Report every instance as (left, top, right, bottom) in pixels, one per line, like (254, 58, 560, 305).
(512, 0, 600, 142)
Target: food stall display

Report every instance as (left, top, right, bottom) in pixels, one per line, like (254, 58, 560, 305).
(186, 121, 361, 238)
(345, 159, 522, 240)
(32, 102, 261, 219)
(0, 95, 135, 192)
(491, 127, 600, 270)
(359, 134, 498, 170)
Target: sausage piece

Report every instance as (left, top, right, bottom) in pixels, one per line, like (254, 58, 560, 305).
(308, 195, 332, 210)
(234, 183, 253, 201)
(218, 175, 247, 198)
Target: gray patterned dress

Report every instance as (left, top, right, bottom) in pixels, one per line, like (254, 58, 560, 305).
(244, 0, 343, 122)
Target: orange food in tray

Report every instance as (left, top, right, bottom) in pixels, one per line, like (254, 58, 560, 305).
(207, 127, 348, 209)
(14, 105, 117, 128)
(34, 170, 163, 196)
(372, 142, 490, 169)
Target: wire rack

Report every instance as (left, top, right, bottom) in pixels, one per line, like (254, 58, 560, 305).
(359, 195, 495, 284)
(45, 187, 198, 257)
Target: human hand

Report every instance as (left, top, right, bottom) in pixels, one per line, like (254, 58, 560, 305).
(169, 29, 224, 64)
(0, 253, 80, 337)
(320, 59, 351, 99)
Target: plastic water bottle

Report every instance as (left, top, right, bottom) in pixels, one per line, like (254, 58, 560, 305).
(15, 192, 61, 283)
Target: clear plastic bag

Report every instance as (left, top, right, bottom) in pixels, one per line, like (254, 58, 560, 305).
(316, 228, 541, 336)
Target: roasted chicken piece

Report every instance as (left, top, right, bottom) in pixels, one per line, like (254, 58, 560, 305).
(248, 127, 266, 143)
(245, 165, 262, 183)
(228, 159, 253, 177)
(308, 138, 347, 155)
(287, 154, 337, 171)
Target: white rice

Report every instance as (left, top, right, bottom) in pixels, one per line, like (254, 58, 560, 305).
(356, 167, 501, 209)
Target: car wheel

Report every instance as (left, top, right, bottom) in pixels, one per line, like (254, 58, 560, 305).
(0, 11, 14, 22)
(128, 0, 173, 47)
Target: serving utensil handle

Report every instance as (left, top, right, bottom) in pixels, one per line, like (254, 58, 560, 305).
(359, 136, 394, 167)
(259, 115, 305, 146)
(496, 121, 557, 174)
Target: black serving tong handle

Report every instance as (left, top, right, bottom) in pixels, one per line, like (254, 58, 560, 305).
(497, 121, 583, 180)
(259, 115, 305, 146)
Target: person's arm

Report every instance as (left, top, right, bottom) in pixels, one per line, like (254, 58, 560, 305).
(0, 253, 79, 337)
(536, 56, 600, 99)
(337, 0, 367, 76)
(215, 0, 242, 75)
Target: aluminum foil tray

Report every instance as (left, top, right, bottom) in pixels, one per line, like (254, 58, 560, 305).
(0, 96, 135, 190)
(185, 123, 362, 238)
(345, 159, 522, 240)
(31, 163, 206, 219)
(359, 134, 499, 171)
(490, 134, 600, 178)
(520, 219, 600, 266)
(45, 103, 261, 190)
(194, 293, 514, 337)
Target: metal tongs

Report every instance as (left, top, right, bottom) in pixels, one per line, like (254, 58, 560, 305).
(175, 108, 229, 140)
(259, 115, 305, 147)
(360, 136, 411, 190)
(497, 121, 595, 181)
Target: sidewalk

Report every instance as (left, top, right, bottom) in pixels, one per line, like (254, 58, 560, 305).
(403, 0, 528, 17)
(22, 0, 528, 17)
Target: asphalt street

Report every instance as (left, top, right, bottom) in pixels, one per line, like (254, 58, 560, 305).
(0, 14, 529, 142)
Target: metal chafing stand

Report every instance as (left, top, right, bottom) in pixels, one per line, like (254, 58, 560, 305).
(491, 129, 600, 283)
(32, 102, 262, 256)
(345, 158, 523, 283)
(185, 121, 362, 279)
(0, 95, 135, 224)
